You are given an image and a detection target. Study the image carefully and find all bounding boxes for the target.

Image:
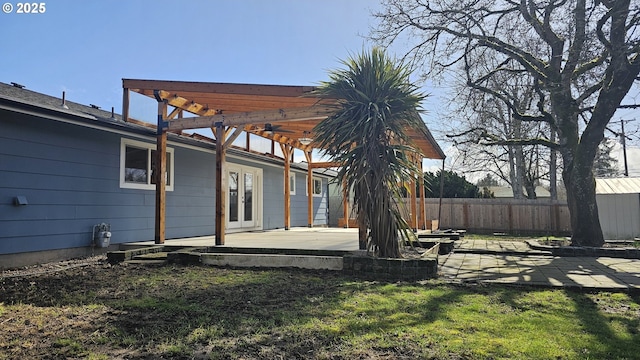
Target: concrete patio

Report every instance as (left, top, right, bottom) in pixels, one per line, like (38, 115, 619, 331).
(127, 227, 362, 251)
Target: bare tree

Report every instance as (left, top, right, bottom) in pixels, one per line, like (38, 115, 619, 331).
(445, 69, 552, 199)
(372, 0, 640, 246)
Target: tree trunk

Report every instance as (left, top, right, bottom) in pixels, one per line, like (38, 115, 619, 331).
(515, 145, 529, 199)
(358, 210, 367, 250)
(564, 163, 604, 247)
(523, 180, 537, 200)
(556, 122, 605, 247)
(371, 190, 401, 258)
(549, 128, 558, 200)
(509, 146, 525, 199)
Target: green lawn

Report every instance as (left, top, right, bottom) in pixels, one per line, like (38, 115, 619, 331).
(1, 263, 639, 359)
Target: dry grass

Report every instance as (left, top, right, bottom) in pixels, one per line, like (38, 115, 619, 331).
(1, 259, 639, 359)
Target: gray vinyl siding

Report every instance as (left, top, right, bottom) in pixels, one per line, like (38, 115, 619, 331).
(1, 107, 331, 255)
(290, 174, 329, 226)
(290, 172, 308, 226)
(0, 110, 215, 255)
(165, 146, 216, 238)
(261, 164, 285, 229)
(312, 177, 329, 226)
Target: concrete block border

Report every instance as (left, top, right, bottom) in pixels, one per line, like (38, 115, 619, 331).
(108, 246, 440, 281)
(527, 240, 640, 259)
(342, 254, 438, 281)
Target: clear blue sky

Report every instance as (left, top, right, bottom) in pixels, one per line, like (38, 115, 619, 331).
(0, 0, 389, 110)
(0, 0, 449, 169)
(4, 1, 638, 176)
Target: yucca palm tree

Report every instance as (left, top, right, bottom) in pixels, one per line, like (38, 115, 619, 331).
(312, 48, 426, 258)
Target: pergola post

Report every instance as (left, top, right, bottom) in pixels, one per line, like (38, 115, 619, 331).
(410, 158, 418, 232)
(342, 179, 349, 228)
(281, 144, 292, 230)
(122, 88, 130, 122)
(154, 94, 167, 244)
(213, 124, 245, 245)
(437, 159, 445, 231)
(419, 159, 427, 230)
(410, 181, 418, 232)
(305, 150, 313, 228)
(214, 122, 226, 245)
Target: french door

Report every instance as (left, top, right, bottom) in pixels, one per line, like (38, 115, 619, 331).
(227, 165, 262, 230)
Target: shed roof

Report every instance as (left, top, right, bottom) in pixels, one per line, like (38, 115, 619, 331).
(595, 178, 640, 194)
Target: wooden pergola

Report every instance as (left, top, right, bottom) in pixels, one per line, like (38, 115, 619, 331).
(122, 79, 445, 246)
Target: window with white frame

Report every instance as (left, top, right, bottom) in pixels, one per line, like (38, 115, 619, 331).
(120, 138, 174, 191)
(289, 173, 296, 195)
(306, 176, 323, 197)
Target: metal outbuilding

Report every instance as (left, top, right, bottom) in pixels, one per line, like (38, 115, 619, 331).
(595, 178, 640, 240)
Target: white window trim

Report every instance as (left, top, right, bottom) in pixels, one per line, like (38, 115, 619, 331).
(288, 173, 296, 195)
(120, 138, 175, 191)
(306, 176, 323, 197)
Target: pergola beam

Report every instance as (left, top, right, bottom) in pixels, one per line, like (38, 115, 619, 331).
(166, 105, 335, 131)
(244, 125, 312, 152)
(310, 161, 342, 168)
(123, 78, 317, 98)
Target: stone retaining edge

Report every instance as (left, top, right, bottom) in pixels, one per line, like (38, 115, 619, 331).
(527, 240, 640, 259)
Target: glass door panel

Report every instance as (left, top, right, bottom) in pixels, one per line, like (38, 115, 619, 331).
(229, 171, 239, 224)
(243, 173, 253, 224)
(226, 165, 261, 231)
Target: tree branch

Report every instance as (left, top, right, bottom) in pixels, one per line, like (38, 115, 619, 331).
(481, 137, 562, 150)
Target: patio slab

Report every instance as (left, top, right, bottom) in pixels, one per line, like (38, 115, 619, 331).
(127, 228, 361, 251)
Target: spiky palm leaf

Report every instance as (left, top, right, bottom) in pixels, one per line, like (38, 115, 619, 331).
(312, 48, 426, 258)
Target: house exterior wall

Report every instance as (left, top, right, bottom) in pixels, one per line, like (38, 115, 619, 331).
(596, 193, 640, 240)
(0, 110, 217, 256)
(312, 177, 329, 226)
(1, 108, 331, 262)
(327, 180, 345, 227)
(289, 173, 329, 226)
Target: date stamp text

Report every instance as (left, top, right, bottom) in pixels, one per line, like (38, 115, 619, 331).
(3, 3, 46, 14)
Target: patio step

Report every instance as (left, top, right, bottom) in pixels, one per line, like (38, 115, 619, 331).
(132, 252, 169, 260)
(124, 259, 167, 266)
(122, 252, 169, 266)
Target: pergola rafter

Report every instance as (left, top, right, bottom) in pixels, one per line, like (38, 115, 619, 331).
(165, 105, 335, 131)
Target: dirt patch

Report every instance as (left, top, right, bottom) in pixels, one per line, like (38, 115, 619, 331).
(537, 239, 572, 247)
(1, 255, 107, 279)
(535, 238, 640, 249)
(0, 258, 355, 359)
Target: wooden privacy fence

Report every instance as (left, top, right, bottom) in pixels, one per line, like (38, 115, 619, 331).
(403, 198, 571, 236)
